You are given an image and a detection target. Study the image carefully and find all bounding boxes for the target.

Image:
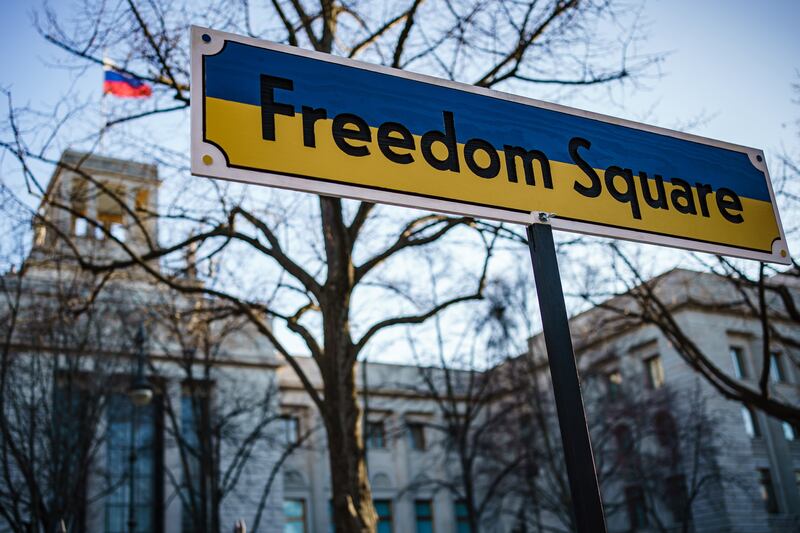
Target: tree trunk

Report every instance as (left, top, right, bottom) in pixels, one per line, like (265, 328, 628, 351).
(323, 358, 376, 532)
(319, 196, 377, 532)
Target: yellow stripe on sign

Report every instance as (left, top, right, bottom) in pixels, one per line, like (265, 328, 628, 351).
(205, 97, 780, 252)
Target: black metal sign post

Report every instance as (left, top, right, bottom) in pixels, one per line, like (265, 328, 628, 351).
(527, 221, 607, 533)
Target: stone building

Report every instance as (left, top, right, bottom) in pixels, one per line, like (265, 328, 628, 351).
(1, 151, 798, 532)
(522, 268, 800, 533)
(1, 151, 285, 533)
(275, 267, 800, 533)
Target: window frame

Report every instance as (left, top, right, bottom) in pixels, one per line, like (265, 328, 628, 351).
(730, 346, 748, 379)
(606, 370, 622, 401)
(665, 474, 691, 523)
(741, 405, 761, 439)
(624, 485, 649, 530)
(613, 424, 635, 464)
(414, 499, 434, 533)
(454, 499, 471, 533)
(283, 498, 308, 533)
(782, 421, 798, 442)
(366, 420, 387, 449)
(374, 499, 393, 533)
(282, 414, 301, 445)
(104, 392, 164, 533)
(180, 385, 216, 533)
(643, 354, 665, 390)
(769, 352, 787, 384)
(758, 468, 779, 514)
(408, 422, 426, 451)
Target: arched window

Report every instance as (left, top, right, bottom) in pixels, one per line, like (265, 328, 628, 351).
(653, 411, 677, 448)
(613, 424, 634, 462)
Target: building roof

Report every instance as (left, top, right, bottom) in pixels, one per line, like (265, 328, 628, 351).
(530, 266, 800, 356)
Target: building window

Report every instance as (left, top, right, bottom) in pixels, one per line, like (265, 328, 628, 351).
(769, 352, 786, 383)
(606, 370, 622, 401)
(70, 180, 89, 237)
(455, 500, 471, 533)
(644, 355, 665, 390)
(758, 469, 779, 514)
(97, 182, 127, 241)
(374, 499, 393, 533)
(783, 421, 798, 442)
(283, 415, 300, 444)
(283, 499, 307, 533)
(180, 390, 214, 533)
(653, 411, 678, 448)
(625, 485, 648, 530)
(665, 474, 690, 523)
(105, 394, 159, 533)
(366, 421, 386, 449)
(408, 422, 426, 451)
(614, 424, 634, 462)
(414, 500, 434, 533)
(741, 406, 761, 438)
(134, 188, 150, 212)
(52, 378, 90, 527)
(730, 346, 748, 379)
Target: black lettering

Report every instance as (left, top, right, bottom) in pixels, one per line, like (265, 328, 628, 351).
(421, 111, 460, 172)
(260, 74, 295, 141)
(378, 122, 415, 164)
(332, 113, 372, 157)
(503, 146, 553, 188)
(716, 187, 744, 223)
(464, 139, 500, 179)
(301, 106, 328, 147)
(569, 137, 601, 198)
(669, 178, 697, 214)
(605, 166, 642, 219)
(695, 183, 713, 217)
(638, 172, 668, 210)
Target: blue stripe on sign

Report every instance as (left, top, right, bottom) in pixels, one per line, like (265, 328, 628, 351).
(205, 41, 771, 202)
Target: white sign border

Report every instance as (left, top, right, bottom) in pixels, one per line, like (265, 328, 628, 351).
(190, 25, 791, 265)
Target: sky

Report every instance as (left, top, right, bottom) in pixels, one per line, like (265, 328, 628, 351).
(1, 0, 799, 358)
(1, 1, 798, 154)
(568, 0, 799, 153)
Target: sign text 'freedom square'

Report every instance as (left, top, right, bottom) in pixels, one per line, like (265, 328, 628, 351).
(190, 26, 790, 264)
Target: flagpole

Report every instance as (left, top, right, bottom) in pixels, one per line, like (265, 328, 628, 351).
(100, 53, 108, 154)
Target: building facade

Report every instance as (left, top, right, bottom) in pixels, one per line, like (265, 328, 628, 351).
(1, 151, 798, 532)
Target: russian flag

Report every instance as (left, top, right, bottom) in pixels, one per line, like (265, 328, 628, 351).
(103, 62, 152, 98)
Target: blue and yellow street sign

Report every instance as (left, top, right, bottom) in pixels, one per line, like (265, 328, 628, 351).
(191, 27, 790, 264)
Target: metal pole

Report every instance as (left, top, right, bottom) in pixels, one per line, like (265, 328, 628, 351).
(526, 222, 607, 533)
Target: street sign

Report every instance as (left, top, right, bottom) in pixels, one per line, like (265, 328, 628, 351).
(191, 25, 800, 533)
(191, 27, 790, 264)
(191, 26, 790, 264)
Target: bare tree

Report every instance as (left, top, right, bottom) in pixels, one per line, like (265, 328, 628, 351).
(492, 349, 729, 533)
(569, 78, 800, 427)
(395, 270, 557, 532)
(1, 1, 658, 529)
(148, 290, 312, 533)
(0, 243, 133, 532)
(575, 249, 800, 425)
(402, 326, 524, 531)
(590, 383, 727, 533)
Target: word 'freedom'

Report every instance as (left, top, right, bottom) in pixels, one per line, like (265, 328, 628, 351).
(260, 74, 745, 224)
